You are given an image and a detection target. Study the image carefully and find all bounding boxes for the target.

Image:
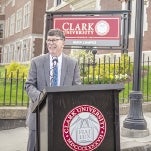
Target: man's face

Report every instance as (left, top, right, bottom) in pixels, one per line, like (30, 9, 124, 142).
(46, 35, 65, 56)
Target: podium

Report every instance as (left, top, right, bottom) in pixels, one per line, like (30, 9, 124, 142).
(32, 84, 124, 151)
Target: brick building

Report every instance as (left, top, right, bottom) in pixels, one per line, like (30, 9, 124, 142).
(0, 0, 46, 64)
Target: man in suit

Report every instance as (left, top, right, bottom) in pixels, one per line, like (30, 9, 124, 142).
(25, 29, 81, 151)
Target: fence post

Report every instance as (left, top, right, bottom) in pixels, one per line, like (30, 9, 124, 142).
(92, 49, 97, 83)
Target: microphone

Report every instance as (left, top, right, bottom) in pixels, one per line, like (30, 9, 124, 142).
(52, 57, 58, 66)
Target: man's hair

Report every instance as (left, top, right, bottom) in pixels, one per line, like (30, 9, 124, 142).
(47, 29, 65, 40)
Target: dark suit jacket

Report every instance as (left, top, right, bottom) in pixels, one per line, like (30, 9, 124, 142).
(25, 53, 81, 130)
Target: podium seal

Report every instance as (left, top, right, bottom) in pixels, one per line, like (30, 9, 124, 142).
(62, 105, 106, 151)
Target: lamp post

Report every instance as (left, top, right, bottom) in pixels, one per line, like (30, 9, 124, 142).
(121, 0, 149, 137)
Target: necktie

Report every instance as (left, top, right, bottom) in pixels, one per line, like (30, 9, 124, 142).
(51, 57, 58, 86)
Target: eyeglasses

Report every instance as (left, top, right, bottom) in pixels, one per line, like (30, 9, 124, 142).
(46, 38, 63, 43)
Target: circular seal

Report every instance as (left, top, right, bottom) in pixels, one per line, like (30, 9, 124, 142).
(95, 20, 110, 36)
(62, 105, 106, 151)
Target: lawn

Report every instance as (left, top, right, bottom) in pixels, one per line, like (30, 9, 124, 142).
(0, 79, 29, 106)
(0, 65, 29, 106)
(119, 66, 151, 103)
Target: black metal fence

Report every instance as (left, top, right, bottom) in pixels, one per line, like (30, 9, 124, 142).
(0, 69, 29, 106)
(0, 54, 151, 106)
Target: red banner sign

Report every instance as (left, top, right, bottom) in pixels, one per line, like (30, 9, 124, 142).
(53, 16, 121, 47)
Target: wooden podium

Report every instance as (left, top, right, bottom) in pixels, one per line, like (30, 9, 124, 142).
(32, 84, 124, 151)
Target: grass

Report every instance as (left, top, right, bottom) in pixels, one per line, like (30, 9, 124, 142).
(0, 79, 28, 106)
(0, 65, 29, 106)
(119, 67, 151, 103)
(0, 79, 29, 106)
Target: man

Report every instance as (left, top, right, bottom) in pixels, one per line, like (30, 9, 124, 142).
(25, 29, 81, 151)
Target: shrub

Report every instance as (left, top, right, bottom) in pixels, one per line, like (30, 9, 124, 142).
(5, 62, 29, 79)
(71, 51, 133, 84)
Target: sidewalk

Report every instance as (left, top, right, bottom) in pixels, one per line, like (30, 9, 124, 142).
(0, 113, 151, 151)
(120, 112, 151, 151)
(0, 127, 28, 151)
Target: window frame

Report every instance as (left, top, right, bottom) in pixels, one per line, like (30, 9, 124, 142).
(23, 1, 31, 29)
(10, 13, 15, 36)
(16, 8, 22, 33)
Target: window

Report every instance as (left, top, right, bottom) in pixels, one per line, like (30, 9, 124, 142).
(10, 44, 15, 61)
(23, 2, 31, 29)
(13, 46, 18, 61)
(15, 41, 22, 62)
(5, 18, 10, 38)
(2, 44, 14, 63)
(0, 24, 4, 38)
(16, 8, 22, 33)
(22, 39, 31, 61)
(8, 47, 12, 63)
(3, 45, 9, 63)
(56, 0, 62, 6)
(10, 14, 15, 35)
